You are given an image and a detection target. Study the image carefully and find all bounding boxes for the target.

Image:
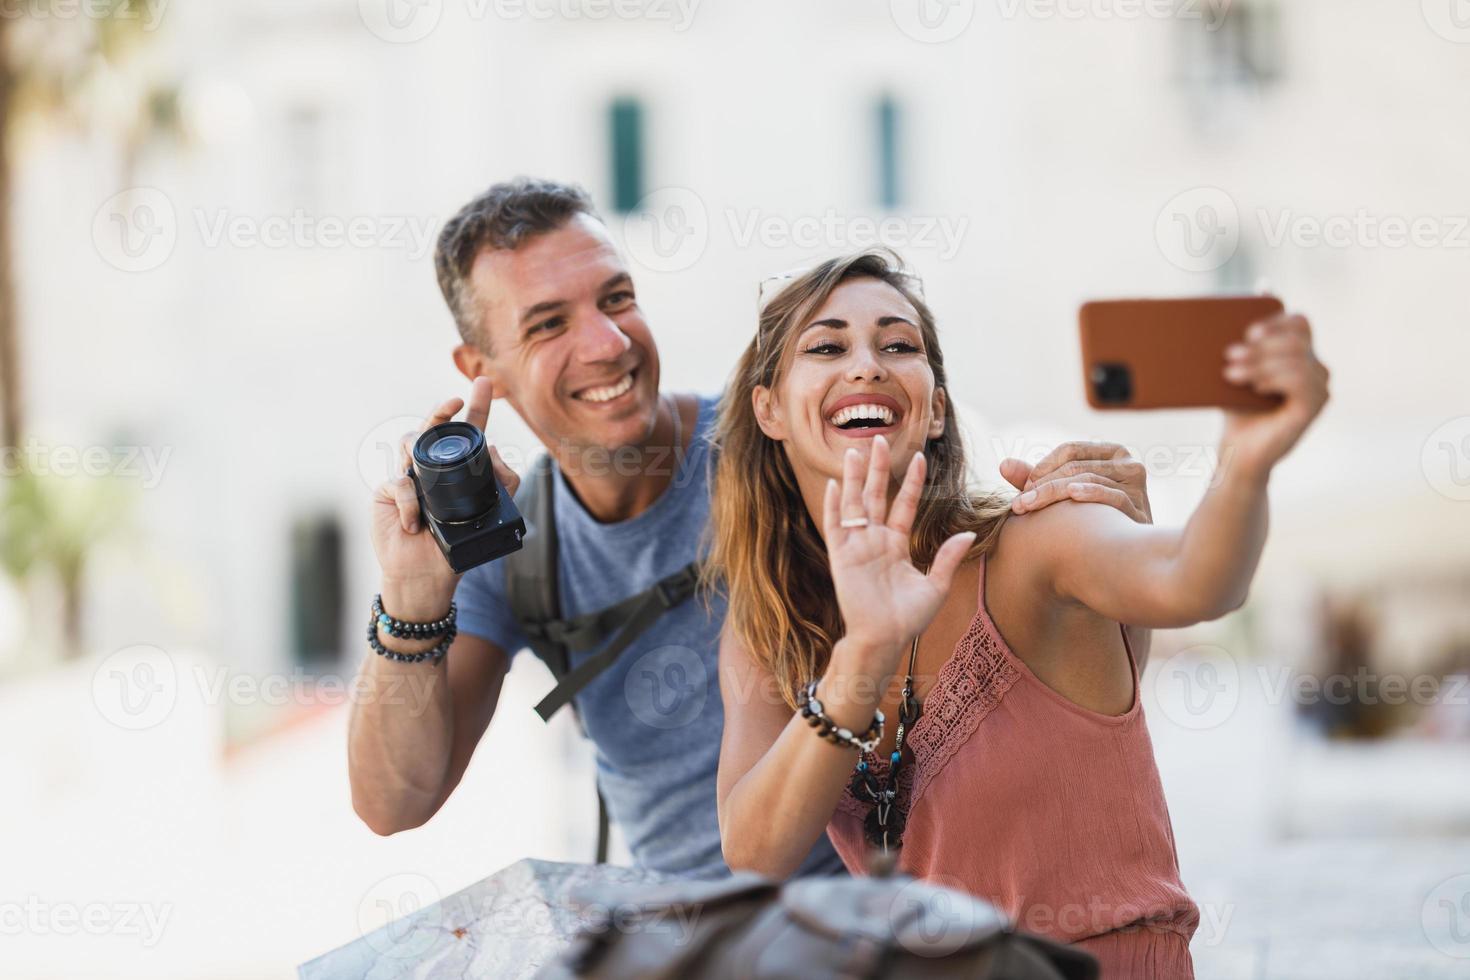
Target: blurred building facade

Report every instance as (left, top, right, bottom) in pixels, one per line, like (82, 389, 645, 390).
(4, 3, 1469, 973)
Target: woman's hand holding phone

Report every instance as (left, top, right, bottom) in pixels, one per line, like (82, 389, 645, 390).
(1220, 312, 1330, 479)
(822, 435, 976, 680)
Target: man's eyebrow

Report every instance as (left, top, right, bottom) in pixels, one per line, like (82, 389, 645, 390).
(519, 299, 566, 327)
(519, 274, 632, 329)
(600, 272, 632, 293)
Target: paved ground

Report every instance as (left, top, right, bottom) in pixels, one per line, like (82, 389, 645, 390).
(1145, 648, 1470, 978)
(4, 648, 1467, 978)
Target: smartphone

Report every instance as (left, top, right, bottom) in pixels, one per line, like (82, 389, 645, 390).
(1079, 295, 1285, 411)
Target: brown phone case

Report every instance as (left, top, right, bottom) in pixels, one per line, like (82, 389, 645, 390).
(1079, 296, 1285, 411)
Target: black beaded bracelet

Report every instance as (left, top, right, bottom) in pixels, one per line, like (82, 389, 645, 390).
(367, 617, 456, 666)
(372, 594, 456, 639)
(797, 680, 884, 752)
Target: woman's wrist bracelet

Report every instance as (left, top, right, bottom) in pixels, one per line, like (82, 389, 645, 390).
(797, 679, 884, 752)
(373, 593, 456, 639)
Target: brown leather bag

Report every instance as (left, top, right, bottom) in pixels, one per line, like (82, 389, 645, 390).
(536, 866, 1098, 980)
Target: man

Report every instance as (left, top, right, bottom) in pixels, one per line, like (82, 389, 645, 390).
(348, 177, 1155, 879)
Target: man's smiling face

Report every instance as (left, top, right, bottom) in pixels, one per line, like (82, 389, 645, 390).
(469, 213, 662, 455)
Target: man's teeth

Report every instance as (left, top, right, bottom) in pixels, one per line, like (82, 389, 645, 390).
(829, 404, 896, 427)
(577, 373, 634, 403)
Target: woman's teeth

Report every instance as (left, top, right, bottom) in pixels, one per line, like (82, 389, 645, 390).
(828, 403, 896, 428)
(577, 373, 634, 403)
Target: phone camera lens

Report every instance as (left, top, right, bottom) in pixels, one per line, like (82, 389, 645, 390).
(1091, 363, 1133, 405)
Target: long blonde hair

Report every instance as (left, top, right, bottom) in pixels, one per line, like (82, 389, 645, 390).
(704, 250, 1011, 709)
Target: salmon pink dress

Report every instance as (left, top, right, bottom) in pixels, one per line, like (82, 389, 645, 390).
(827, 557, 1199, 979)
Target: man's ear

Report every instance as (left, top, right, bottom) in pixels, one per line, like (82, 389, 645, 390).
(453, 343, 497, 387)
(752, 385, 788, 441)
(928, 387, 948, 440)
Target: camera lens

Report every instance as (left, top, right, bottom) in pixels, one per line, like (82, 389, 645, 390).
(411, 421, 500, 523)
(425, 433, 472, 463)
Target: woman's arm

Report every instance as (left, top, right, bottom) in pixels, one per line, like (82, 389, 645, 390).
(1018, 312, 1329, 628)
(716, 627, 891, 877)
(717, 439, 975, 877)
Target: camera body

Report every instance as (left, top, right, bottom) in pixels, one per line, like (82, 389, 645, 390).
(409, 421, 526, 574)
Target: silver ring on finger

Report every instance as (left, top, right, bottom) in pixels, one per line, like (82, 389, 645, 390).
(840, 517, 870, 529)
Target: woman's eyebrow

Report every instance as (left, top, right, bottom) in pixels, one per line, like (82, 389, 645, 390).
(798, 315, 915, 337)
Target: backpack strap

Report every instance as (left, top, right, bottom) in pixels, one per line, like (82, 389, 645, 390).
(504, 455, 568, 679)
(530, 560, 702, 721)
(504, 458, 615, 864)
(503, 449, 703, 865)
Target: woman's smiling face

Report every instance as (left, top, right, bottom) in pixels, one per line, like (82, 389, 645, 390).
(753, 275, 947, 485)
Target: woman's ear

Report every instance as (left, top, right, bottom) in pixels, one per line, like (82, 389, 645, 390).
(752, 385, 788, 441)
(928, 387, 948, 440)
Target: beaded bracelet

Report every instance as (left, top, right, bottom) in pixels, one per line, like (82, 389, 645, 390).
(796, 680, 884, 752)
(372, 594, 456, 639)
(367, 617, 457, 666)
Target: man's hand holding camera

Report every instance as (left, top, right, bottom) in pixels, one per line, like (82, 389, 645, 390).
(370, 377, 519, 634)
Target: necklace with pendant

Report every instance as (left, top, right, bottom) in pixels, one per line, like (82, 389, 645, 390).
(848, 633, 922, 853)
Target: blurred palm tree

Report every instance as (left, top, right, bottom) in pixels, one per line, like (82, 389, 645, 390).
(1, 469, 132, 660)
(0, 0, 180, 446)
(0, 2, 179, 661)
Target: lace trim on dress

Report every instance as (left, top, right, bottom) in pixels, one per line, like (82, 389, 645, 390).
(836, 598, 1020, 820)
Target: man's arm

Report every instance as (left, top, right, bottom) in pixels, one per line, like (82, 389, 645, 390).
(347, 624, 509, 835)
(352, 376, 521, 834)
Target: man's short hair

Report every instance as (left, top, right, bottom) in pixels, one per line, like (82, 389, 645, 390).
(434, 177, 600, 348)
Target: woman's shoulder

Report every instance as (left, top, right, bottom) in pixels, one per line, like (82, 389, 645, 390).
(997, 496, 1110, 557)
(990, 497, 1137, 598)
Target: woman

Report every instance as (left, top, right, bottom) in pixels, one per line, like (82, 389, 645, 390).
(708, 251, 1328, 977)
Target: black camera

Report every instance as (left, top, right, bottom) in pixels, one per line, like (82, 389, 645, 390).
(409, 421, 525, 574)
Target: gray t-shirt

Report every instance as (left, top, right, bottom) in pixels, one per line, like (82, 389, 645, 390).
(456, 393, 845, 880)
